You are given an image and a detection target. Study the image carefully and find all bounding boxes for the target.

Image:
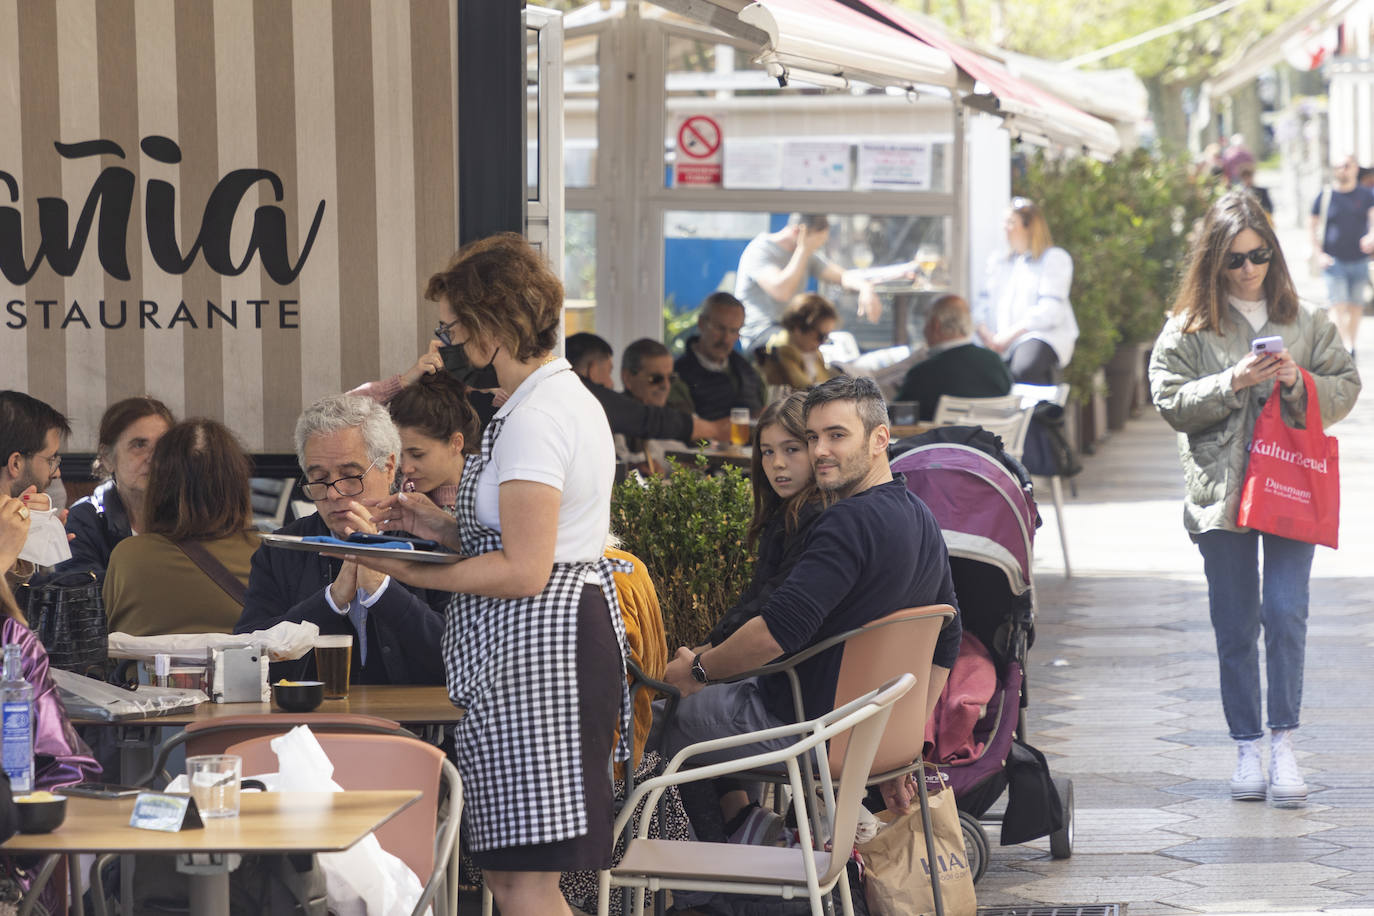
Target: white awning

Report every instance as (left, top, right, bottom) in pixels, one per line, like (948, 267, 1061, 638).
(737, 0, 958, 90)
(1001, 52, 1149, 126)
(1205, 0, 1362, 98)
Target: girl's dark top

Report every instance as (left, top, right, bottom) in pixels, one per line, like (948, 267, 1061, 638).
(706, 499, 822, 647)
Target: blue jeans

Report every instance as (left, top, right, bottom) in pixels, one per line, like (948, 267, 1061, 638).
(1323, 257, 1370, 305)
(1194, 529, 1315, 740)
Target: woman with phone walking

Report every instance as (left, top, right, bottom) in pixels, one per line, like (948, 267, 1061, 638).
(1149, 190, 1360, 807)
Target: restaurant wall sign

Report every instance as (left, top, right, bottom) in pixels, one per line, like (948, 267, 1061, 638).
(2, 136, 324, 332)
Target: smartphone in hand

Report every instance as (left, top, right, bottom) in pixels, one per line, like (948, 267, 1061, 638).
(1251, 335, 1283, 358)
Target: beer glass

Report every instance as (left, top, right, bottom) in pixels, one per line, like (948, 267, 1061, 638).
(314, 634, 353, 699)
(729, 408, 751, 447)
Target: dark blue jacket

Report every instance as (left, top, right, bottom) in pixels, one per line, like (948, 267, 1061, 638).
(59, 481, 132, 576)
(759, 477, 961, 723)
(673, 337, 765, 421)
(234, 513, 448, 685)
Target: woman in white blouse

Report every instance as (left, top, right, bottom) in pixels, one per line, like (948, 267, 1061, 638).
(974, 196, 1079, 384)
(349, 234, 629, 915)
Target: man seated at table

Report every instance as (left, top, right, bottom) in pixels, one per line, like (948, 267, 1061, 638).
(663, 376, 961, 837)
(0, 391, 70, 589)
(567, 332, 728, 448)
(897, 294, 1012, 421)
(235, 395, 447, 685)
(617, 337, 685, 473)
(671, 292, 765, 420)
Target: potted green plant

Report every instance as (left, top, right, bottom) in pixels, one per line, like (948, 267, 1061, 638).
(611, 459, 756, 652)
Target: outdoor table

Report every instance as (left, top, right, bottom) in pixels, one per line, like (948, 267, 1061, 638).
(73, 684, 462, 795)
(3, 790, 419, 916)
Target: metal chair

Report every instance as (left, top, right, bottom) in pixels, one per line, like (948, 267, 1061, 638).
(598, 674, 918, 916)
(228, 731, 463, 916)
(933, 394, 1034, 459)
(1012, 382, 1074, 577)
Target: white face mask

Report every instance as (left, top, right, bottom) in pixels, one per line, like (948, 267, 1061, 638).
(19, 507, 72, 568)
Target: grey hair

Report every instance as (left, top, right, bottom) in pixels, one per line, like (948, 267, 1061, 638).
(803, 375, 889, 437)
(294, 394, 402, 481)
(927, 294, 973, 341)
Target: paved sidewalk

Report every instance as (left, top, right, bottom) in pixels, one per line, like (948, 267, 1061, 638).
(977, 302, 1374, 914)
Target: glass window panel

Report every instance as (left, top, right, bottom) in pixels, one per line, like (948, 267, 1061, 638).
(564, 34, 598, 189)
(663, 210, 951, 351)
(526, 26, 541, 202)
(564, 210, 597, 333)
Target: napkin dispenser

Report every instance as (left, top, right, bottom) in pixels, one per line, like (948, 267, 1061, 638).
(207, 645, 268, 703)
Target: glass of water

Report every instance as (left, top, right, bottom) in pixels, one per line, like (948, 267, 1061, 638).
(187, 754, 242, 818)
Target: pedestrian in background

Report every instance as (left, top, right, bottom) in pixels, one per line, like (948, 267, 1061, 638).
(1309, 154, 1374, 358)
(1150, 190, 1359, 809)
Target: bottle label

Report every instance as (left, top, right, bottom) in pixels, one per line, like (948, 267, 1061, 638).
(2, 701, 33, 793)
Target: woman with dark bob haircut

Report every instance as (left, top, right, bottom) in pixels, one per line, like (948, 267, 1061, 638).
(61, 396, 175, 575)
(1149, 190, 1359, 809)
(352, 233, 630, 914)
(387, 372, 479, 512)
(103, 419, 260, 636)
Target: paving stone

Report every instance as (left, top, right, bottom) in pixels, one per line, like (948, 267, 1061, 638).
(1315, 849, 1374, 873)
(1011, 875, 1201, 908)
(1158, 798, 1337, 839)
(1162, 836, 1342, 864)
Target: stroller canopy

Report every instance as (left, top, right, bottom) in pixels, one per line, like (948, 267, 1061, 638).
(893, 442, 1037, 596)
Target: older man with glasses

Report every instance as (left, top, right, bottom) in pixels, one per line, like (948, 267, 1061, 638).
(234, 394, 447, 686)
(672, 292, 766, 421)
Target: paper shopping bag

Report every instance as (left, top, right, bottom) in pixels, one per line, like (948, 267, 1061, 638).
(859, 768, 976, 916)
(1237, 368, 1340, 548)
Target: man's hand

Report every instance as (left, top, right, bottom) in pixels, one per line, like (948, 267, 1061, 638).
(857, 283, 882, 323)
(878, 772, 917, 814)
(665, 646, 705, 698)
(691, 415, 731, 443)
(400, 340, 445, 387)
(338, 500, 381, 538)
(329, 559, 359, 608)
(1313, 250, 1335, 269)
(1361, 234, 1374, 256)
(798, 225, 827, 255)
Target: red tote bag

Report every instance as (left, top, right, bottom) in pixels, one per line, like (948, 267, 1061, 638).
(1237, 368, 1340, 548)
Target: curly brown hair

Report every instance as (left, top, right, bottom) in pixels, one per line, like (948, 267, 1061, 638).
(1171, 190, 1298, 334)
(424, 232, 563, 361)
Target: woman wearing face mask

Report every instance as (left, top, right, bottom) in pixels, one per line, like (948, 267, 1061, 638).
(62, 397, 174, 576)
(386, 372, 480, 512)
(1149, 190, 1359, 809)
(974, 197, 1079, 384)
(348, 334, 509, 424)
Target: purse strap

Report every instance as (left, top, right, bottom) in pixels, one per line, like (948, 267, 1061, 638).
(174, 540, 247, 607)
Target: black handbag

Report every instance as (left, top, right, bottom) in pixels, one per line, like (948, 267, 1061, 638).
(16, 570, 108, 674)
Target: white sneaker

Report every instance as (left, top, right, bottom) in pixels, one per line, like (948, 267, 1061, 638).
(1230, 738, 1266, 801)
(1269, 730, 1308, 808)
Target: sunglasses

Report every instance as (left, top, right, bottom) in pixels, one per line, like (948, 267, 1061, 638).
(643, 372, 676, 386)
(1225, 247, 1273, 270)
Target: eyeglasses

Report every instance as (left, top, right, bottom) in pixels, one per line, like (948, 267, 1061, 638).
(24, 451, 61, 470)
(644, 372, 677, 386)
(300, 455, 384, 501)
(434, 318, 459, 346)
(1225, 247, 1273, 270)
(705, 318, 743, 338)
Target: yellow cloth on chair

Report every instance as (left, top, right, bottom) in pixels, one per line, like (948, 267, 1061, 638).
(605, 546, 668, 777)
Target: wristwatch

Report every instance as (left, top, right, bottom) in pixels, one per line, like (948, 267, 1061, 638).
(691, 652, 710, 684)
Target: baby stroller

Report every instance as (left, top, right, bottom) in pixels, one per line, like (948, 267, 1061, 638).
(890, 426, 1074, 882)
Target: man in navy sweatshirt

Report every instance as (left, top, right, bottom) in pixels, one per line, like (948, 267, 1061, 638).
(663, 375, 961, 832)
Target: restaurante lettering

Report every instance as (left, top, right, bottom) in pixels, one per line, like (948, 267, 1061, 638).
(4, 297, 300, 330)
(0, 136, 326, 286)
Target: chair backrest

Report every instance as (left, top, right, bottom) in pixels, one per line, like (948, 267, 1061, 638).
(182, 713, 408, 758)
(826, 606, 955, 777)
(932, 393, 1022, 425)
(817, 674, 915, 888)
(250, 477, 294, 531)
(227, 731, 446, 880)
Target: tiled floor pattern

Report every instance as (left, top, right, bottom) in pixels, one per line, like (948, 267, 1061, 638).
(975, 303, 1374, 914)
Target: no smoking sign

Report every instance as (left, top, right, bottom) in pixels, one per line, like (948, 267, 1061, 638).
(674, 114, 723, 187)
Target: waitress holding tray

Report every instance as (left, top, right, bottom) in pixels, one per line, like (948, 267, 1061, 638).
(347, 233, 630, 916)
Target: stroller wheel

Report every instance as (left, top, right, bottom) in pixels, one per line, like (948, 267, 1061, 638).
(959, 810, 989, 883)
(1050, 776, 1074, 859)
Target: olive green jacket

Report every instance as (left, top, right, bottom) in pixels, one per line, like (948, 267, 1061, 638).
(1148, 303, 1360, 535)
